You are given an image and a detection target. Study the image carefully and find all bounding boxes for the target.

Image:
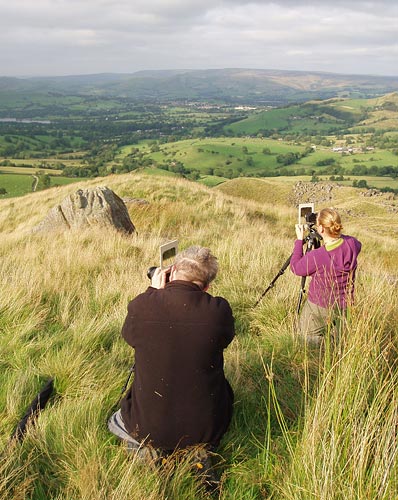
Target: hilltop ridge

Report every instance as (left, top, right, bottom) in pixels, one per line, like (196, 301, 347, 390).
(2, 68, 398, 105)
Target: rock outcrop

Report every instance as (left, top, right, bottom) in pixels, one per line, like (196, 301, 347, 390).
(33, 186, 136, 234)
(290, 181, 335, 207)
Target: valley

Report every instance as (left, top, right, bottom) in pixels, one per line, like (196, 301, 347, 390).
(1, 70, 397, 199)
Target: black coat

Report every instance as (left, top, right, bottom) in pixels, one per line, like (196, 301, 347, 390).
(120, 280, 235, 450)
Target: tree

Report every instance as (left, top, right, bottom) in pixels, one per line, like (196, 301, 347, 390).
(276, 152, 299, 166)
(357, 179, 368, 188)
(353, 179, 368, 188)
(316, 157, 336, 167)
(36, 173, 51, 190)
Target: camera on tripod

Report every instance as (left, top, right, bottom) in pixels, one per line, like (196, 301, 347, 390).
(254, 202, 322, 309)
(147, 239, 178, 281)
(298, 203, 322, 249)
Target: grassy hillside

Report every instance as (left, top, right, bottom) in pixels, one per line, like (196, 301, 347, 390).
(125, 137, 306, 177)
(1, 173, 398, 499)
(227, 93, 398, 135)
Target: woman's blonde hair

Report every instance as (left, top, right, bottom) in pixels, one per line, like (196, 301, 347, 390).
(317, 208, 343, 237)
(174, 246, 218, 288)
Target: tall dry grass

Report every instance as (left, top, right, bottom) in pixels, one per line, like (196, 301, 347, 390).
(1, 172, 398, 499)
(277, 277, 398, 500)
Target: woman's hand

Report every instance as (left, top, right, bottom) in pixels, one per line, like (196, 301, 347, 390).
(295, 224, 305, 240)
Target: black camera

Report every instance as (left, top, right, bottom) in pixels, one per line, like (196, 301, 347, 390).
(298, 203, 317, 228)
(147, 266, 157, 280)
(305, 211, 317, 226)
(147, 265, 172, 283)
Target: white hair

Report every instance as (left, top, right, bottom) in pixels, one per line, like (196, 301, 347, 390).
(174, 246, 218, 288)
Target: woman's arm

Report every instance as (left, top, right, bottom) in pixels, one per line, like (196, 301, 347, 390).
(290, 240, 322, 276)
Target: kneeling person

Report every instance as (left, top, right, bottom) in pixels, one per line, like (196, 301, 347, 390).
(109, 246, 235, 457)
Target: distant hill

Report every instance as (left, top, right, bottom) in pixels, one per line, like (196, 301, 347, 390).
(1, 68, 398, 106)
(226, 92, 398, 135)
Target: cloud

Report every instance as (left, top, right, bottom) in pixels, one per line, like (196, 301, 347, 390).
(0, 0, 397, 76)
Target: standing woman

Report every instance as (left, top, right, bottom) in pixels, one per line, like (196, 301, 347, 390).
(290, 208, 362, 345)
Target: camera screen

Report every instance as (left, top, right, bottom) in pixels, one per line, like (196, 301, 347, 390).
(298, 203, 315, 224)
(160, 240, 178, 269)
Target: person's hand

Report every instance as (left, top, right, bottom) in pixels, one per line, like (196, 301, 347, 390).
(295, 223, 305, 240)
(151, 267, 169, 289)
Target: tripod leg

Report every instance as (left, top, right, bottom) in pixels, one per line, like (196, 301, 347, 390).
(254, 254, 292, 307)
(297, 276, 306, 314)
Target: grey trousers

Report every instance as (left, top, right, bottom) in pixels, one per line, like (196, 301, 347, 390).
(298, 300, 344, 345)
(108, 409, 141, 448)
(108, 410, 164, 460)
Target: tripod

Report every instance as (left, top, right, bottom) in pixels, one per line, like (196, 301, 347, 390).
(254, 227, 322, 310)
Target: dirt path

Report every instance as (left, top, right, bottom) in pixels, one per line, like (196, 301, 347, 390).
(31, 175, 39, 192)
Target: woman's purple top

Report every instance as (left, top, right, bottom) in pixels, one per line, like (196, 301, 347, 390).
(290, 234, 362, 309)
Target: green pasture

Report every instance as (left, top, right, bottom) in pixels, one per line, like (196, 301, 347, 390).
(328, 98, 368, 112)
(223, 95, 398, 136)
(116, 137, 397, 184)
(0, 92, 109, 112)
(270, 172, 398, 190)
(1, 157, 85, 170)
(225, 106, 303, 135)
(288, 116, 342, 133)
(34, 134, 86, 148)
(0, 174, 35, 197)
(317, 175, 398, 190)
(138, 167, 179, 178)
(165, 107, 220, 119)
(198, 175, 227, 187)
(0, 165, 63, 175)
(0, 92, 76, 109)
(224, 103, 354, 135)
(0, 173, 81, 198)
(123, 137, 306, 175)
(299, 147, 398, 170)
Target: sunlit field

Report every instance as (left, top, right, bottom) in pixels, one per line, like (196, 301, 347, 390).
(1, 172, 397, 499)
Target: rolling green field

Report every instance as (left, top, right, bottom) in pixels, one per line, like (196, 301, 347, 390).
(0, 165, 63, 175)
(317, 175, 398, 190)
(116, 137, 398, 191)
(0, 174, 36, 197)
(225, 103, 349, 136)
(0, 173, 81, 198)
(225, 106, 304, 134)
(225, 93, 398, 135)
(297, 147, 398, 168)
(121, 137, 305, 175)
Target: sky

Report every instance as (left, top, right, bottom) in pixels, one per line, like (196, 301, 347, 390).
(1, 0, 397, 78)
